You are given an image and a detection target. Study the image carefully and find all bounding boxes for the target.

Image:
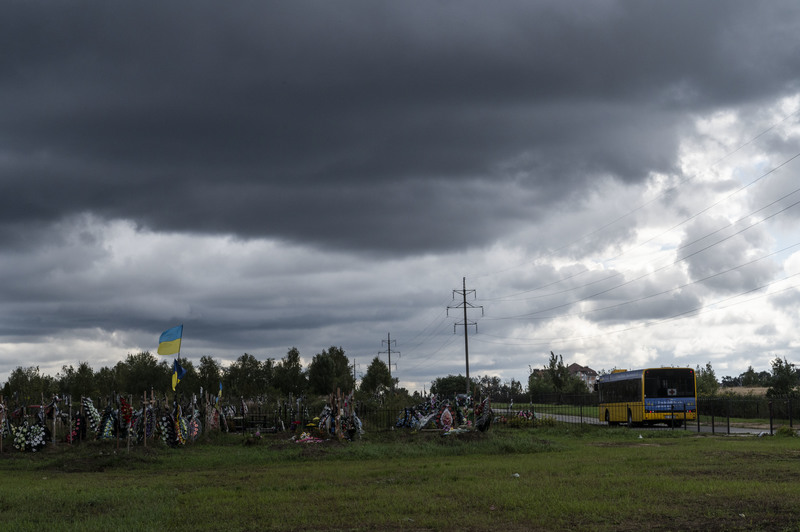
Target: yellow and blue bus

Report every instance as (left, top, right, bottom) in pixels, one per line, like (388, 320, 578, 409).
(598, 367, 697, 427)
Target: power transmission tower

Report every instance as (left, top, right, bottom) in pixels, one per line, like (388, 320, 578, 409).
(379, 333, 399, 382)
(447, 277, 483, 395)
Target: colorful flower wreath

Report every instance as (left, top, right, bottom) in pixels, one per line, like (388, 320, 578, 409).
(99, 411, 116, 440)
(175, 416, 187, 446)
(188, 418, 201, 441)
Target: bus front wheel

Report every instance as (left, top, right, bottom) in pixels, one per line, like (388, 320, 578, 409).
(627, 410, 633, 428)
(605, 410, 616, 426)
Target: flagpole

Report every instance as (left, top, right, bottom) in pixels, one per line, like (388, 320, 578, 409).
(175, 325, 182, 429)
(177, 324, 182, 365)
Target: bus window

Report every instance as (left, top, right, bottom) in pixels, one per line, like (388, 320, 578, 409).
(644, 369, 694, 398)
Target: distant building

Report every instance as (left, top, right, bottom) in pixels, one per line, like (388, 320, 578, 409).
(567, 363, 597, 390)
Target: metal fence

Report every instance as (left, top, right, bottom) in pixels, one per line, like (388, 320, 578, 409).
(238, 403, 404, 433)
(697, 396, 797, 434)
(223, 394, 800, 434)
(529, 394, 797, 434)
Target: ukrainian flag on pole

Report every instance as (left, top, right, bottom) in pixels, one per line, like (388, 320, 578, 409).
(157, 325, 183, 356)
(172, 359, 187, 391)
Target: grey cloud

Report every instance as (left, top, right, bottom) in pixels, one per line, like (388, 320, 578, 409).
(3, 1, 800, 255)
(681, 215, 779, 293)
(2, 1, 800, 386)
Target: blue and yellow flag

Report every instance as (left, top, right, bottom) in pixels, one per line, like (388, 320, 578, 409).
(172, 359, 187, 391)
(158, 325, 183, 355)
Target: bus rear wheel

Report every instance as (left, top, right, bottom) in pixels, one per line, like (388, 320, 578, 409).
(627, 410, 633, 428)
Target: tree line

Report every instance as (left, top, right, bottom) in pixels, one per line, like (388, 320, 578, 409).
(427, 352, 589, 401)
(5, 347, 796, 406)
(1, 347, 399, 404)
(696, 357, 800, 397)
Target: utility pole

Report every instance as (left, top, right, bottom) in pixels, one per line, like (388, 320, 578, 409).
(448, 277, 483, 395)
(380, 333, 399, 382)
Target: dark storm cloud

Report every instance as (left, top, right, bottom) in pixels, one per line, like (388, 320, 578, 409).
(586, 284, 704, 323)
(3, 1, 800, 254)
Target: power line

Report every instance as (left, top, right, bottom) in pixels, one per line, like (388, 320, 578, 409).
(468, 106, 800, 283)
(482, 149, 800, 305)
(396, 107, 800, 384)
(486, 184, 800, 321)
(473, 272, 800, 348)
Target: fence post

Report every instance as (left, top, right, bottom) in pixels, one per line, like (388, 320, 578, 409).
(789, 399, 793, 429)
(696, 398, 701, 433)
(727, 398, 731, 435)
(769, 401, 773, 436)
(683, 403, 687, 431)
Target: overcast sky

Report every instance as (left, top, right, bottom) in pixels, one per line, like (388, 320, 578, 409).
(2, 1, 800, 392)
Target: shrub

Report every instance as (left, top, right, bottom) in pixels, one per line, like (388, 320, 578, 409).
(534, 417, 557, 428)
(774, 425, 797, 437)
(504, 416, 534, 429)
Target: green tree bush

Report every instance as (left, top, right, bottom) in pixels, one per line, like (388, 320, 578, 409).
(307, 346, 353, 395)
(696, 362, 719, 396)
(766, 357, 799, 398)
(360, 357, 393, 396)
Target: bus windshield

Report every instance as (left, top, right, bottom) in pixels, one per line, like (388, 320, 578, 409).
(643, 368, 695, 398)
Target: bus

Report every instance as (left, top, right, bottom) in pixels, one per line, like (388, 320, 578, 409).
(597, 367, 697, 427)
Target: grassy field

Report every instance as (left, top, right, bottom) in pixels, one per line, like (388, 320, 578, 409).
(1, 424, 799, 531)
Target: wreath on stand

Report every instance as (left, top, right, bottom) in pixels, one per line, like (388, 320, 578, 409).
(99, 408, 117, 440)
(119, 396, 133, 436)
(66, 414, 84, 444)
(0, 404, 8, 439)
(82, 397, 102, 439)
(11, 420, 48, 452)
(174, 406, 187, 446)
(187, 408, 202, 441)
(158, 414, 177, 447)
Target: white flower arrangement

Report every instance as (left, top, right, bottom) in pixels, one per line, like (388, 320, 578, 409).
(158, 415, 173, 446)
(0, 405, 7, 438)
(10, 421, 47, 452)
(12, 423, 27, 451)
(27, 423, 46, 452)
(82, 397, 102, 438)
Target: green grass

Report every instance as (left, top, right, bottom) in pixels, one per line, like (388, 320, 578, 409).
(1, 425, 800, 531)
